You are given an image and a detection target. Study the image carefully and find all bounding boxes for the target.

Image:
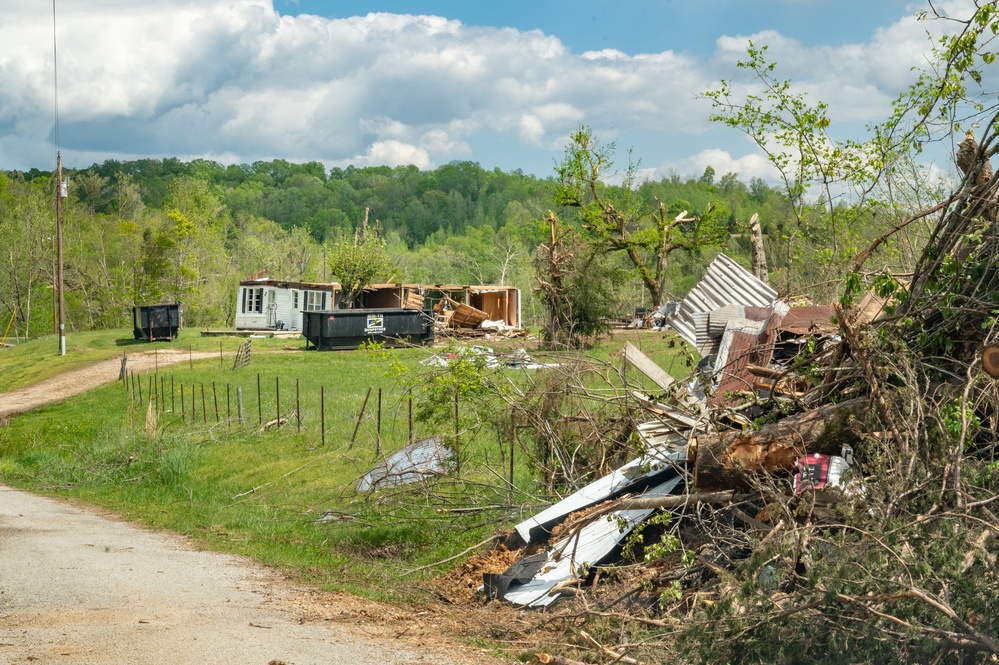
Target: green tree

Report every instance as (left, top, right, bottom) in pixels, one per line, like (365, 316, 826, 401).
(0, 174, 53, 339)
(555, 126, 730, 308)
(704, 42, 879, 297)
(326, 213, 392, 308)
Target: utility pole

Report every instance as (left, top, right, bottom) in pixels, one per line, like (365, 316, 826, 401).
(56, 151, 66, 356)
(53, 2, 66, 355)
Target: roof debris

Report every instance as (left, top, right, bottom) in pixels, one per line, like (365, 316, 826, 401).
(357, 436, 453, 492)
(482, 253, 894, 611)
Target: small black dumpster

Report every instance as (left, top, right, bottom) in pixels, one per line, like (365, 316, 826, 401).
(303, 308, 433, 350)
(132, 304, 181, 341)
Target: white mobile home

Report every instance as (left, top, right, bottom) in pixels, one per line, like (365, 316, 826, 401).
(235, 278, 336, 331)
(235, 277, 522, 332)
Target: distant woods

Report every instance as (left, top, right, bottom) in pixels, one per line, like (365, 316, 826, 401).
(0, 156, 872, 339)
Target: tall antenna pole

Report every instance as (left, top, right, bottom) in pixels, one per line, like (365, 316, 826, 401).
(53, 0, 66, 356)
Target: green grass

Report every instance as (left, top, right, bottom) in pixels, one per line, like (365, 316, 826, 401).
(0, 327, 690, 605)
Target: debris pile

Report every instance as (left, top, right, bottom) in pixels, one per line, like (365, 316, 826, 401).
(473, 204, 999, 660)
(421, 345, 555, 370)
(433, 296, 527, 340)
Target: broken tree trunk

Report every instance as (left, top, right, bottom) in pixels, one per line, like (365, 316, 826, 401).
(749, 213, 769, 283)
(692, 397, 868, 491)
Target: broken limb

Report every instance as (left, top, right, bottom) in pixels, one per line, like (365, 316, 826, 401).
(834, 302, 905, 453)
(534, 654, 588, 665)
(579, 630, 645, 665)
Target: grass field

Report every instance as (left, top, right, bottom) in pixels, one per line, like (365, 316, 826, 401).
(0, 326, 691, 604)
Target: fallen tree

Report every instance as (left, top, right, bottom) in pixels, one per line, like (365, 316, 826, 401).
(692, 397, 867, 491)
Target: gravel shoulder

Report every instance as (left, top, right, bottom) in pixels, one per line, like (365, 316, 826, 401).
(0, 485, 501, 665)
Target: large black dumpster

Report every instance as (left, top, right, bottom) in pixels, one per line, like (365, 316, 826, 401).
(132, 304, 181, 341)
(303, 308, 433, 350)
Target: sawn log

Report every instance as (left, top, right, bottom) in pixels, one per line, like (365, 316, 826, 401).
(692, 397, 868, 491)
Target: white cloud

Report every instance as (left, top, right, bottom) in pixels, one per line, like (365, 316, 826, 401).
(342, 140, 431, 169)
(654, 148, 778, 183)
(0, 0, 968, 181)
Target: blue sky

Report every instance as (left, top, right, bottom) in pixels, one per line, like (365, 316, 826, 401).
(0, 1, 979, 183)
(288, 0, 914, 56)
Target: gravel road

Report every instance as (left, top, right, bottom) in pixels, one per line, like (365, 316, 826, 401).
(0, 485, 480, 665)
(0, 349, 215, 420)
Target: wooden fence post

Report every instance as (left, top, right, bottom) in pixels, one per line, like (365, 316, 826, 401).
(349, 387, 372, 450)
(376, 388, 382, 456)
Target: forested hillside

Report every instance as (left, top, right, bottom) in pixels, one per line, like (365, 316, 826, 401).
(1, 154, 895, 339)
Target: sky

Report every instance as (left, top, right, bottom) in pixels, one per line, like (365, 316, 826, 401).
(0, 0, 981, 182)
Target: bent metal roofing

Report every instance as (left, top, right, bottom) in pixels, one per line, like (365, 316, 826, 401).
(663, 253, 779, 351)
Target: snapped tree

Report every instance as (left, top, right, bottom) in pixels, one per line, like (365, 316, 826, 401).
(554, 126, 730, 308)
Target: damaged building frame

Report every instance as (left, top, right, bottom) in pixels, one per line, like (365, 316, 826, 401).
(235, 275, 521, 333)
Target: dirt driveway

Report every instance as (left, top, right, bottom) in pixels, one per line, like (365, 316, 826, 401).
(0, 485, 500, 664)
(0, 349, 215, 420)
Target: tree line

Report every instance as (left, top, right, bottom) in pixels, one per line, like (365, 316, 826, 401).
(1, 142, 904, 341)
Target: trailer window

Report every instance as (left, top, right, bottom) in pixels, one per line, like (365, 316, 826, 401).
(243, 287, 263, 313)
(305, 291, 327, 311)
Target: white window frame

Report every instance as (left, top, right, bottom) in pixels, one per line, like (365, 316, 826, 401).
(242, 287, 264, 314)
(304, 291, 327, 311)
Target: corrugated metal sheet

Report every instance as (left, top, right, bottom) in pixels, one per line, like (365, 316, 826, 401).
(663, 254, 779, 349)
(503, 473, 684, 608)
(693, 312, 714, 356)
(708, 310, 783, 407)
(709, 304, 745, 336)
(636, 421, 692, 451)
(514, 446, 684, 545)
